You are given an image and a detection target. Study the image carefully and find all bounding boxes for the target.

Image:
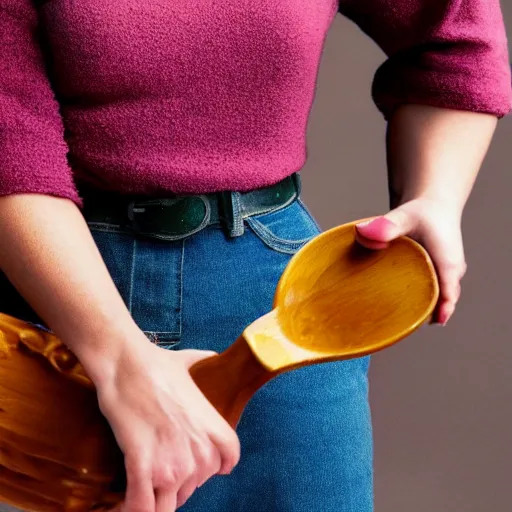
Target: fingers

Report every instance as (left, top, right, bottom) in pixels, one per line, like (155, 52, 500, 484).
(176, 477, 198, 509)
(435, 259, 466, 325)
(175, 434, 223, 507)
(154, 440, 225, 510)
(126, 429, 233, 512)
(355, 209, 415, 249)
(152, 462, 180, 512)
(355, 202, 468, 325)
(211, 427, 241, 475)
(102, 346, 240, 512)
(422, 223, 466, 325)
(195, 439, 222, 485)
(155, 488, 178, 512)
(355, 230, 389, 250)
(122, 455, 155, 512)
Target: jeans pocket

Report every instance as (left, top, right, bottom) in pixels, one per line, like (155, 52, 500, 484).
(245, 198, 321, 254)
(89, 227, 183, 348)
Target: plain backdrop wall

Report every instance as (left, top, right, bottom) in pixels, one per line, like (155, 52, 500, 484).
(301, 6, 512, 512)
(0, 6, 509, 512)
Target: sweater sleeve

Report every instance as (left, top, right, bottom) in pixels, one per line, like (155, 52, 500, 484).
(338, 0, 512, 120)
(0, 1, 81, 205)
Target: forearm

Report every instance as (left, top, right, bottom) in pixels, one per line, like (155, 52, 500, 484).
(0, 194, 147, 384)
(386, 104, 498, 213)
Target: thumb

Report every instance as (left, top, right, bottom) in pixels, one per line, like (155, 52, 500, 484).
(179, 348, 219, 369)
(355, 209, 414, 249)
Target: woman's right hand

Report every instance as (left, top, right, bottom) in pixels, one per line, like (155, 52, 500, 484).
(0, 195, 240, 510)
(93, 334, 240, 512)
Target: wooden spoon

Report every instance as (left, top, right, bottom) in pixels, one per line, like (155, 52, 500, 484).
(0, 218, 439, 511)
(189, 218, 439, 427)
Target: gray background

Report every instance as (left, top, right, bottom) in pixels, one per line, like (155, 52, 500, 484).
(300, 5, 511, 512)
(1, 6, 510, 512)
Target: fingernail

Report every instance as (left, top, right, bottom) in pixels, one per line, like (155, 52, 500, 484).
(357, 217, 397, 230)
(378, 217, 398, 229)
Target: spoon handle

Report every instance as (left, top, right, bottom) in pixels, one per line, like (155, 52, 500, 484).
(189, 336, 276, 429)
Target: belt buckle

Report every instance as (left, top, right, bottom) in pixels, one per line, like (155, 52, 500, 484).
(127, 195, 211, 241)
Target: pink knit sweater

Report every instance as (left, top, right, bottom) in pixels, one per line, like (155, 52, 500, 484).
(0, 0, 511, 206)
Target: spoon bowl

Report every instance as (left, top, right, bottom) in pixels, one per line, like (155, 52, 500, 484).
(242, 219, 439, 372)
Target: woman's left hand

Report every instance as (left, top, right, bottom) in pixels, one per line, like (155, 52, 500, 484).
(355, 197, 467, 325)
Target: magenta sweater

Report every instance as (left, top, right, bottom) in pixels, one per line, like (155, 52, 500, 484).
(1, 0, 511, 206)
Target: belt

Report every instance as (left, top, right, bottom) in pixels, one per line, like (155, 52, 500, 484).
(81, 173, 300, 242)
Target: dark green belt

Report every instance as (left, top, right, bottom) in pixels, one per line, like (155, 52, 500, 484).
(81, 173, 300, 241)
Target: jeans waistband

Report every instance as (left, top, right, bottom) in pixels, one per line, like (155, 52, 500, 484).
(81, 173, 301, 241)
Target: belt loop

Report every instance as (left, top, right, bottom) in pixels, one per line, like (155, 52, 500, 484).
(229, 192, 244, 237)
(218, 191, 244, 238)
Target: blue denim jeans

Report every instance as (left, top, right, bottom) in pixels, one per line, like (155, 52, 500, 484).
(0, 194, 373, 512)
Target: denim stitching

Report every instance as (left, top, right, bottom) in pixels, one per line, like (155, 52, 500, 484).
(246, 217, 312, 254)
(176, 239, 185, 339)
(146, 240, 184, 343)
(143, 331, 180, 347)
(247, 217, 312, 245)
(144, 239, 184, 342)
(296, 198, 322, 233)
(88, 229, 182, 344)
(128, 238, 137, 313)
(230, 192, 245, 236)
(245, 198, 321, 254)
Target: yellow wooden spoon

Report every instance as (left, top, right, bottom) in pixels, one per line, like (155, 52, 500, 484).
(189, 218, 439, 427)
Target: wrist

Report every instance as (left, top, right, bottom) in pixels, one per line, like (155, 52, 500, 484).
(70, 318, 153, 388)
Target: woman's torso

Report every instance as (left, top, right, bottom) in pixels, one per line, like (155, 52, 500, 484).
(37, 0, 338, 194)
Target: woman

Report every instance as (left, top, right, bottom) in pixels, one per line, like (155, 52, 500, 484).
(0, 1, 510, 511)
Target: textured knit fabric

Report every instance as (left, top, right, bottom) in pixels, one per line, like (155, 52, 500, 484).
(0, 0, 511, 205)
